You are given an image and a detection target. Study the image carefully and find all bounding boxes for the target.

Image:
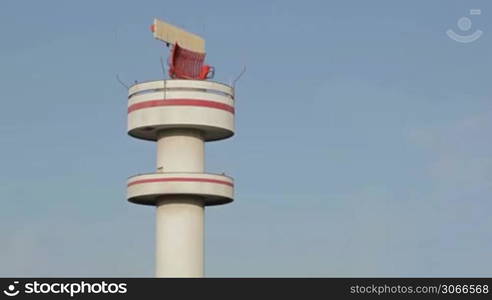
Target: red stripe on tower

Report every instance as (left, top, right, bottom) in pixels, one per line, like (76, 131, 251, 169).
(128, 99, 234, 114)
(128, 177, 234, 187)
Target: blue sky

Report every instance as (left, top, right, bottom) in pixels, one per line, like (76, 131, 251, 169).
(0, 0, 491, 276)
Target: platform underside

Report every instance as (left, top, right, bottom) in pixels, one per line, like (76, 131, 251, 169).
(128, 123, 233, 142)
(128, 193, 232, 206)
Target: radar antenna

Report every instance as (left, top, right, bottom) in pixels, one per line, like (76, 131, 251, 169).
(150, 19, 214, 80)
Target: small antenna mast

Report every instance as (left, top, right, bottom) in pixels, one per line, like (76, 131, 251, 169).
(116, 74, 129, 90)
(159, 56, 167, 79)
(232, 66, 247, 88)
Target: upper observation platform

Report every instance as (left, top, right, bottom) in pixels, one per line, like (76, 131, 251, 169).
(127, 79, 235, 142)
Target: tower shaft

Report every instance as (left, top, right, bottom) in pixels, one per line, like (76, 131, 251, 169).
(155, 129, 205, 277)
(156, 197, 204, 277)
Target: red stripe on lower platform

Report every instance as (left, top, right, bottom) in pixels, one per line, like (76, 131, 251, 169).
(127, 177, 234, 187)
(128, 99, 234, 114)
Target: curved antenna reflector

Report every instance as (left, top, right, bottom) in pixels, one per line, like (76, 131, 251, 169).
(152, 18, 205, 53)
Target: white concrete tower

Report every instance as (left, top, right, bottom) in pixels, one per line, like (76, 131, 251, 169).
(126, 20, 235, 277)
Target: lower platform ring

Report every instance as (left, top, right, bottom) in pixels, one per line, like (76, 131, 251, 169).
(127, 173, 234, 206)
